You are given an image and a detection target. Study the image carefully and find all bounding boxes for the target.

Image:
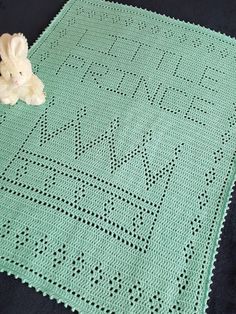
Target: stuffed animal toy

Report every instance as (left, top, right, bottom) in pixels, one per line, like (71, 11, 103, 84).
(0, 33, 45, 106)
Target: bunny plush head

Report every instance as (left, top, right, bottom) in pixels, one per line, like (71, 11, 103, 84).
(0, 33, 32, 87)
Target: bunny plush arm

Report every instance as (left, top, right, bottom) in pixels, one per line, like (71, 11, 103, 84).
(0, 76, 18, 105)
(0, 33, 45, 105)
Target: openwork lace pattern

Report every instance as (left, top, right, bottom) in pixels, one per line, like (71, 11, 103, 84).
(0, 0, 236, 312)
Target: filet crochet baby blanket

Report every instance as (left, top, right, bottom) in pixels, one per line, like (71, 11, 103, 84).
(0, 0, 235, 312)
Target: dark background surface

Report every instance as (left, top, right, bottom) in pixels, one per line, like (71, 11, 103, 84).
(0, 0, 235, 313)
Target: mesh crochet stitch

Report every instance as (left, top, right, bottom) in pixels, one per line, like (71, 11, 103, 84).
(0, 0, 236, 313)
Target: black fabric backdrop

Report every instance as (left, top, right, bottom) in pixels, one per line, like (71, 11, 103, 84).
(0, 0, 235, 313)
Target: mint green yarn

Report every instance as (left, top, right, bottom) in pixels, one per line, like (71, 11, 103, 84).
(0, 0, 236, 313)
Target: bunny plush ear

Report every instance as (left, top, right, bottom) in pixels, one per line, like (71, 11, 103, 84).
(0, 33, 12, 61)
(8, 33, 28, 59)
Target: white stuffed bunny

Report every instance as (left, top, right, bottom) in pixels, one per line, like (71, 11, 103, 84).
(0, 33, 45, 106)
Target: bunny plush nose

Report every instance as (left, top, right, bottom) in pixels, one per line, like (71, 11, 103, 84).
(12, 79, 20, 85)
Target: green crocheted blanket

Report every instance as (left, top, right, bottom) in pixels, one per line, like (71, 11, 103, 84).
(0, 0, 236, 312)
